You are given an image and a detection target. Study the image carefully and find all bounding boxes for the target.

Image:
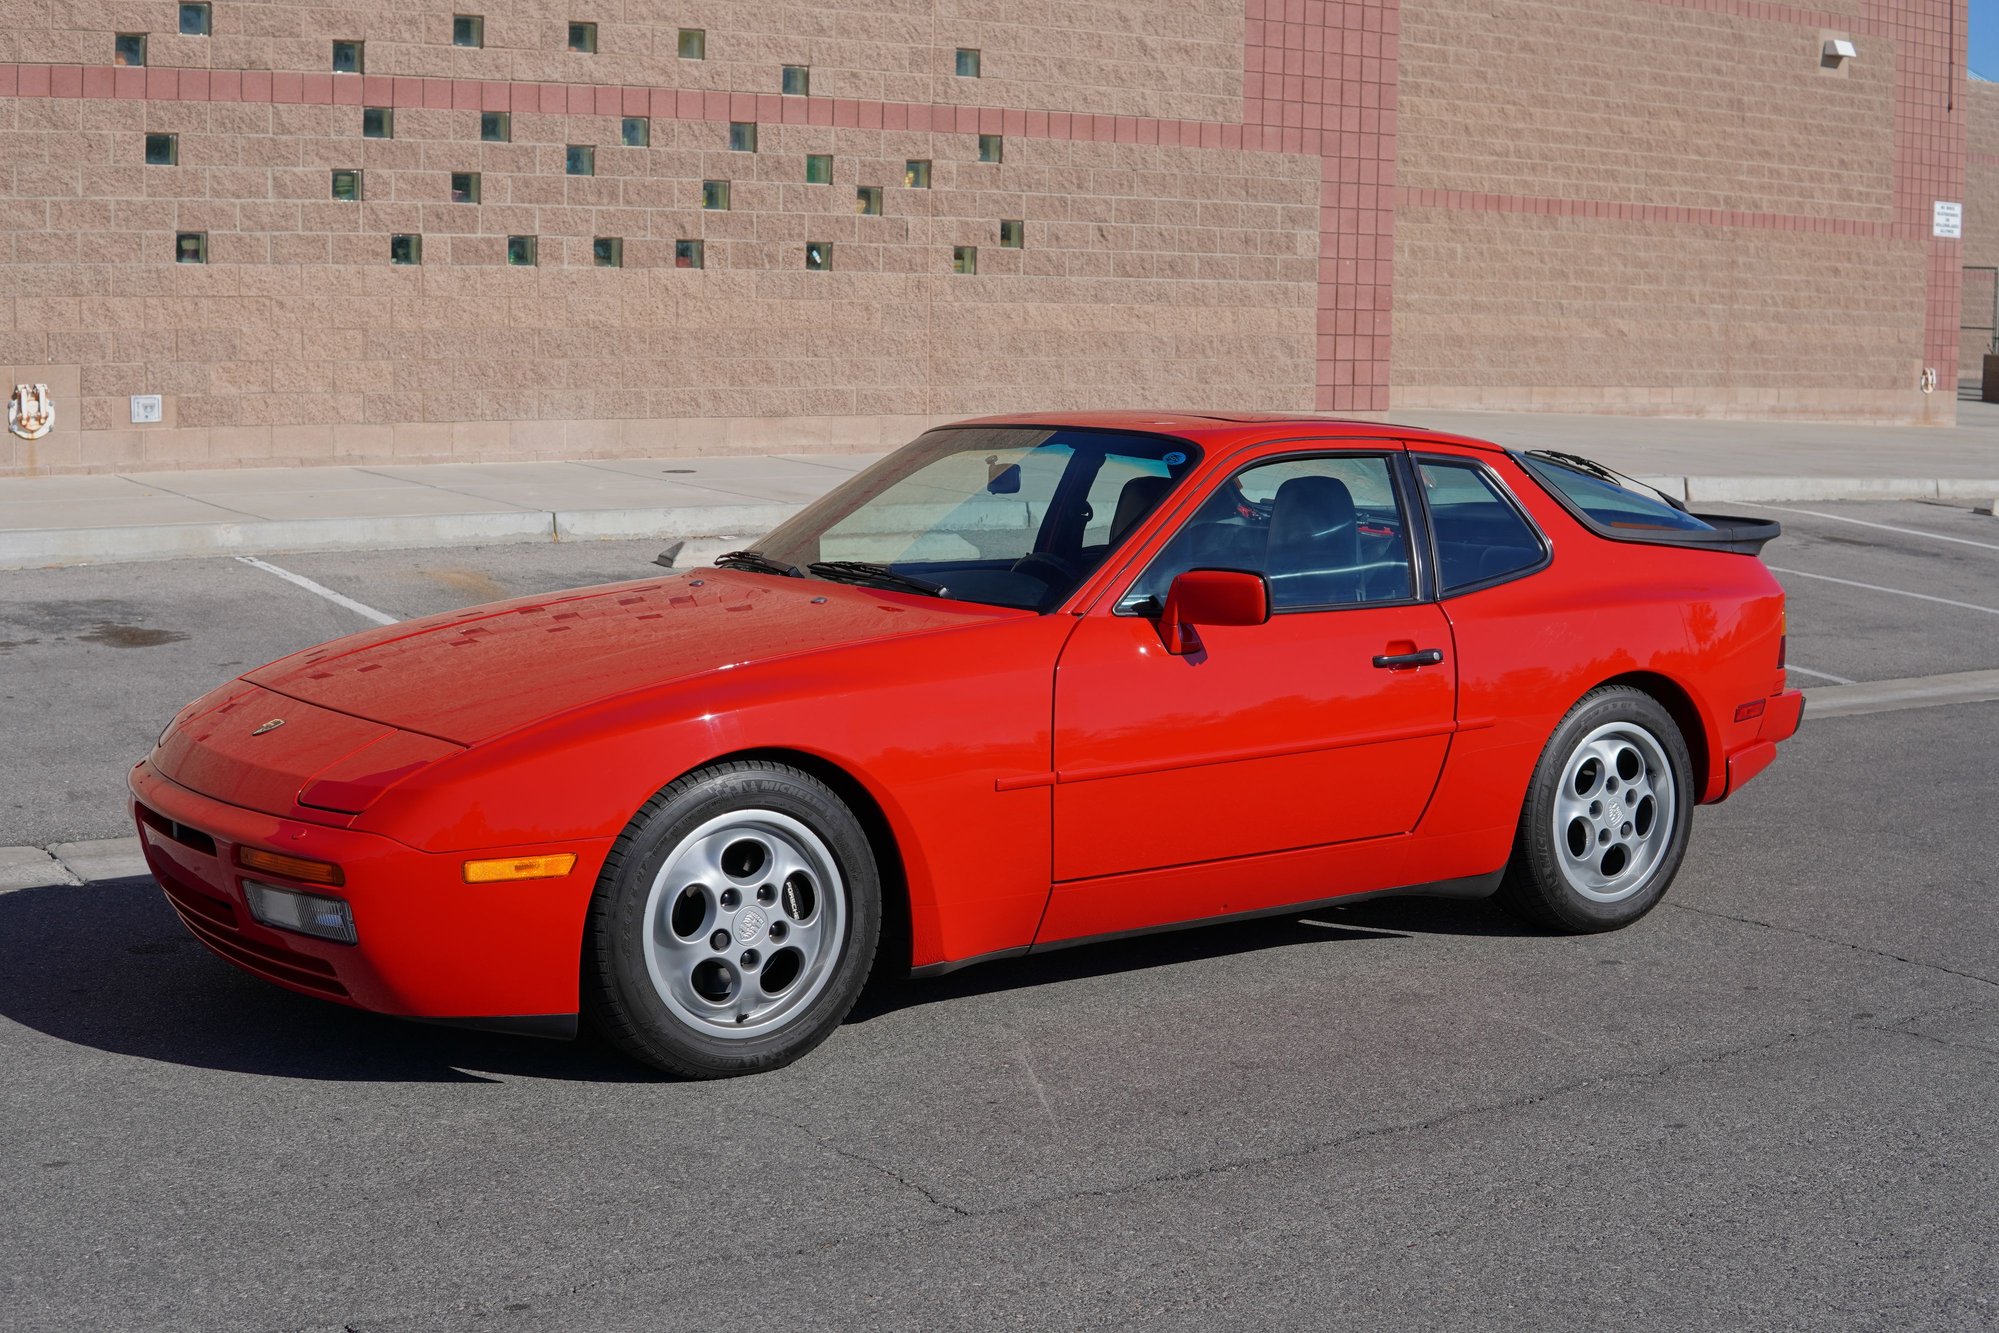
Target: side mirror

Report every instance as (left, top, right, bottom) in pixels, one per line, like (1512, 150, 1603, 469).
(1156, 568, 1270, 655)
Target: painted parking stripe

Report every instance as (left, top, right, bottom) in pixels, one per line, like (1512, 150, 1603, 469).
(1786, 664, 1856, 685)
(233, 555, 399, 626)
(1752, 504, 1999, 552)
(1765, 566, 1999, 617)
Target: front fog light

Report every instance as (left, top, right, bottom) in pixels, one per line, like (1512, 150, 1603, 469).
(244, 880, 357, 945)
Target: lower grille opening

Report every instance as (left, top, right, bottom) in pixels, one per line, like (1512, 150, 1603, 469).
(136, 803, 218, 856)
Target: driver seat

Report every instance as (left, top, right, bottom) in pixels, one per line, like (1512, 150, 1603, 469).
(1265, 475, 1361, 606)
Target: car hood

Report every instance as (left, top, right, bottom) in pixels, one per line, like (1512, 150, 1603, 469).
(245, 570, 1022, 745)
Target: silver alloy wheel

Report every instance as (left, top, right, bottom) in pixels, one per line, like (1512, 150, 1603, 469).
(1550, 720, 1677, 904)
(640, 809, 847, 1039)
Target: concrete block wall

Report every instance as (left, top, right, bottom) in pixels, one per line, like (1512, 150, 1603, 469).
(1392, 0, 1966, 423)
(0, 0, 1974, 475)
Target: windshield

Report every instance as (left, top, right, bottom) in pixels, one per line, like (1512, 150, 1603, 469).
(750, 426, 1202, 610)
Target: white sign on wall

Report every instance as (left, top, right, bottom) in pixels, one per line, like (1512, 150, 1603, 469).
(130, 394, 163, 424)
(1933, 201, 1963, 239)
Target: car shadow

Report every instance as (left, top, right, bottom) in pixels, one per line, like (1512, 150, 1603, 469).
(847, 893, 1539, 1021)
(0, 876, 651, 1084)
(0, 876, 1535, 1082)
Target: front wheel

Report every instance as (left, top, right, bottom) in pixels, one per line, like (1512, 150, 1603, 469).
(584, 761, 881, 1078)
(1496, 686, 1694, 933)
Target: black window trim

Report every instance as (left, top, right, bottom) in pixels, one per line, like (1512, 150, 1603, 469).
(1113, 446, 1431, 618)
(1410, 452, 1552, 598)
(1508, 448, 1781, 555)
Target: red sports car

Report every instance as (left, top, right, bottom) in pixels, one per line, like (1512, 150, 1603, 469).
(133, 414, 1803, 1077)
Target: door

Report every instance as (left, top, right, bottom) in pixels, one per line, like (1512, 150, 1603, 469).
(1045, 449, 1457, 908)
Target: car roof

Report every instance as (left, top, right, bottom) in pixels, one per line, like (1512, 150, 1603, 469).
(943, 410, 1509, 454)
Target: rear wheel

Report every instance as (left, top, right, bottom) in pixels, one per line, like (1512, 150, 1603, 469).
(1497, 686, 1693, 933)
(584, 761, 880, 1078)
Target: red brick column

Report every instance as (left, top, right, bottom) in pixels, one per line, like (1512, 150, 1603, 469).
(1244, 0, 1400, 413)
(1879, 0, 1967, 413)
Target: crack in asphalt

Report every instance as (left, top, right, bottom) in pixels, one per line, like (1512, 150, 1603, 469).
(1667, 900, 1999, 990)
(278, 998, 1995, 1333)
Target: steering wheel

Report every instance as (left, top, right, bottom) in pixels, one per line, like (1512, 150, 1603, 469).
(1010, 551, 1079, 587)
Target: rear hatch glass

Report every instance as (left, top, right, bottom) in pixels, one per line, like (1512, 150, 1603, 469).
(1518, 450, 1779, 555)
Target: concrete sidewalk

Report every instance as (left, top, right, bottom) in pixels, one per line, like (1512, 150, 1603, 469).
(2, 407, 1994, 569)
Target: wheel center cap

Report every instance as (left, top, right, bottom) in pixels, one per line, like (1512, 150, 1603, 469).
(734, 906, 766, 943)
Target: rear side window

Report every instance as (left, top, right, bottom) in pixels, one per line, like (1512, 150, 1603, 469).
(1521, 451, 1713, 533)
(1418, 459, 1546, 592)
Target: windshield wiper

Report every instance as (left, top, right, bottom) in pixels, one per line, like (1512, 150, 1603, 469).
(807, 560, 946, 597)
(714, 549, 803, 577)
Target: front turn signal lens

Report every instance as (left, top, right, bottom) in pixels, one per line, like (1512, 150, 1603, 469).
(463, 853, 577, 884)
(237, 846, 344, 886)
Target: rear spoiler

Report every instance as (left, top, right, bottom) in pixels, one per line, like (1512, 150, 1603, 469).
(1675, 514, 1782, 556)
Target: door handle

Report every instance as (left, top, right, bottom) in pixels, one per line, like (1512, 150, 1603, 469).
(1372, 648, 1445, 669)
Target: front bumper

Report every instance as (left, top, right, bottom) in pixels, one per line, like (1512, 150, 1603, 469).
(130, 759, 607, 1025)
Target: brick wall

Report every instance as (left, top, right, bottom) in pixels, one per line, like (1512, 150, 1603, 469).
(1959, 79, 1999, 389)
(1393, 0, 1966, 424)
(0, 0, 1969, 475)
(1, 0, 1246, 121)
(0, 85, 1319, 471)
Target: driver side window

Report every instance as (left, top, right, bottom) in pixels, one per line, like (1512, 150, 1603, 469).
(1122, 454, 1416, 612)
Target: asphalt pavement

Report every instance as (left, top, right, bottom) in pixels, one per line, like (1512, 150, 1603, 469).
(1, 500, 1995, 1330)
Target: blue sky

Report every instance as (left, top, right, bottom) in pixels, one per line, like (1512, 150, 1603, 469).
(1974, 0, 1999, 81)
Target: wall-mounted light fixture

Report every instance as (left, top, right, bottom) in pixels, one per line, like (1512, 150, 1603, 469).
(1822, 37, 1857, 68)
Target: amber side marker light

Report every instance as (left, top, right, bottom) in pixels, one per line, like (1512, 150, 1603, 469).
(463, 854, 577, 884)
(237, 846, 345, 887)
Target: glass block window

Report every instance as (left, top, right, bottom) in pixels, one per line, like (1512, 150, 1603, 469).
(175, 232, 207, 264)
(781, 65, 809, 96)
(566, 144, 595, 176)
(728, 121, 757, 152)
(480, 111, 510, 142)
(999, 218, 1024, 248)
(955, 48, 980, 77)
(363, 106, 394, 138)
(452, 14, 483, 46)
(978, 134, 1003, 164)
(114, 33, 147, 66)
(805, 154, 832, 185)
(451, 171, 481, 203)
(331, 168, 363, 201)
(390, 234, 422, 265)
(856, 185, 883, 215)
(677, 28, 705, 58)
(332, 40, 364, 73)
(702, 180, 730, 210)
(904, 159, 931, 188)
(567, 21, 596, 52)
(804, 241, 831, 270)
(675, 239, 704, 268)
(507, 235, 537, 266)
(621, 116, 649, 147)
(144, 133, 178, 166)
(952, 245, 977, 274)
(179, 3, 211, 36)
(593, 237, 623, 267)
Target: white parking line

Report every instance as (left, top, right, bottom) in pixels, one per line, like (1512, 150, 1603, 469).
(1751, 504, 1999, 552)
(233, 556, 400, 626)
(1786, 664, 1856, 685)
(1766, 565, 1999, 617)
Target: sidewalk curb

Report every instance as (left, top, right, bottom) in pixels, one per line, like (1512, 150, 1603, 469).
(1635, 476, 1999, 504)
(0, 474, 1991, 572)
(0, 504, 801, 571)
